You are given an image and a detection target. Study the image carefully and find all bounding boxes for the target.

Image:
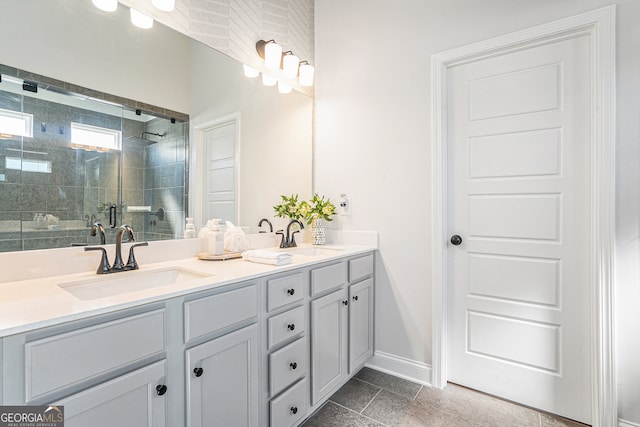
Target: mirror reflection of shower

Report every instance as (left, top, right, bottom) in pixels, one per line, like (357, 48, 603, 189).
(0, 69, 188, 252)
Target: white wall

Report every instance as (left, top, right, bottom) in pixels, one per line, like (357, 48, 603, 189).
(314, 0, 640, 423)
(188, 40, 313, 231)
(0, 0, 190, 113)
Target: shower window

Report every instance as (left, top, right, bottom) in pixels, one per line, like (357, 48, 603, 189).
(70, 122, 122, 152)
(5, 157, 51, 173)
(0, 108, 33, 137)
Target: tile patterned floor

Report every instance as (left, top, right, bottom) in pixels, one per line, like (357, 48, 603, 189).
(301, 368, 588, 427)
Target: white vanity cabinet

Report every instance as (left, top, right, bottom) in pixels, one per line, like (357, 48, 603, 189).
(0, 248, 376, 427)
(1, 306, 168, 426)
(310, 254, 374, 405)
(186, 324, 259, 427)
(56, 360, 167, 427)
(263, 271, 309, 427)
(183, 282, 259, 427)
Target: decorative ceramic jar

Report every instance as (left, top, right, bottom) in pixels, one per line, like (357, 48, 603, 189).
(311, 218, 326, 245)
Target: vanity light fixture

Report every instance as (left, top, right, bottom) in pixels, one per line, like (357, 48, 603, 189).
(282, 52, 299, 79)
(243, 64, 260, 78)
(261, 73, 277, 87)
(130, 8, 154, 29)
(151, 0, 175, 12)
(92, 0, 118, 12)
(299, 61, 315, 87)
(278, 81, 292, 94)
(262, 40, 283, 69)
(255, 39, 314, 88)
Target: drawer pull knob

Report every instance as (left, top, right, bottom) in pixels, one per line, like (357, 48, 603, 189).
(342, 300, 348, 306)
(287, 288, 295, 295)
(287, 323, 296, 331)
(194, 367, 204, 377)
(353, 295, 359, 301)
(156, 385, 168, 396)
(290, 406, 298, 415)
(290, 362, 298, 370)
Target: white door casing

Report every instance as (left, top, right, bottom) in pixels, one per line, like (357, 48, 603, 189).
(431, 6, 615, 427)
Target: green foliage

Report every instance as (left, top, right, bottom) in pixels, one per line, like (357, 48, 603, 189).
(274, 193, 336, 225)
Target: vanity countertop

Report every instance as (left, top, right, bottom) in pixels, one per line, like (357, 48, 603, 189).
(0, 244, 376, 338)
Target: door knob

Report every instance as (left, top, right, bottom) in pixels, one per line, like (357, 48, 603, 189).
(193, 367, 204, 377)
(450, 235, 463, 246)
(156, 385, 167, 396)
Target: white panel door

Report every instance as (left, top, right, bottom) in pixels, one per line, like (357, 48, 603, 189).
(203, 121, 237, 223)
(447, 34, 591, 423)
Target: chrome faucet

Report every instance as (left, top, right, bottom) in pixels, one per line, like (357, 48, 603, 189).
(90, 222, 106, 245)
(258, 218, 273, 233)
(84, 224, 147, 274)
(112, 224, 134, 271)
(284, 219, 304, 248)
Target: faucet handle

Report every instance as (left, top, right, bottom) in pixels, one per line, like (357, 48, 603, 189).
(84, 246, 111, 274)
(126, 242, 149, 270)
(276, 230, 286, 248)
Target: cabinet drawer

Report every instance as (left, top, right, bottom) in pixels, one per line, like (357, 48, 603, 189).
(268, 306, 305, 349)
(26, 309, 165, 401)
(270, 378, 307, 427)
(269, 337, 306, 396)
(349, 254, 374, 282)
(267, 272, 304, 312)
(184, 284, 258, 342)
(310, 262, 347, 296)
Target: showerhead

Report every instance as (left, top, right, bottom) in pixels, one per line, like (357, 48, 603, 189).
(140, 131, 166, 139)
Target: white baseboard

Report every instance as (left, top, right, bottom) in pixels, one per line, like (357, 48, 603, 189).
(620, 419, 640, 427)
(365, 351, 432, 387)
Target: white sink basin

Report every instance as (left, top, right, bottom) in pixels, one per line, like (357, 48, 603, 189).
(59, 267, 210, 301)
(281, 246, 344, 257)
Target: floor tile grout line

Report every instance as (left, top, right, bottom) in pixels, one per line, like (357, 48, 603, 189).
(353, 376, 422, 400)
(412, 384, 423, 400)
(360, 387, 383, 415)
(330, 400, 392, 427)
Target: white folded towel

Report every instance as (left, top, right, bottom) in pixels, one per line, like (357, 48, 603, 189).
(242, 249, 293, 265)
(246, 255, 292, 266)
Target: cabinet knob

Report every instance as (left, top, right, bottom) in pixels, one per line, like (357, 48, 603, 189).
(194, 367, 204, 377)
(290, 362, 297, 370)
(287, 288, 295, 295)
(353, 295, 359, 301)
(342, 300, 349, 306)
(290, 406, 298, 415)
(287, 323, 296, 331)
(156, 385, 167, 396)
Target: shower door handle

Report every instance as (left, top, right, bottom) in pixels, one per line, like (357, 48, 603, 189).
(109, 205, 117, 228)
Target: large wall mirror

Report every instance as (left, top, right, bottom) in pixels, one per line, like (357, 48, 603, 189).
(0, 0, 312, 252)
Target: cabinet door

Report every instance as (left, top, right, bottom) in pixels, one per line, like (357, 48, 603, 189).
(186, 324, 259, 427)
(310, 288, 348, 405)
(349, 278, 374, 373)
(56, 361, 167, 427)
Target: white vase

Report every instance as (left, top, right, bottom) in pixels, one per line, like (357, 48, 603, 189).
(311, 218, 326, 245)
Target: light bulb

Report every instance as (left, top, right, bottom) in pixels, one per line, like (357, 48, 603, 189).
(261, 73, 277, 87)
(243, 64, 260, 78)
(278, 81, 292, 94)
(282, 53, 300, 79)
(264, 42, 283, 69)
(92, 0, 118, 12)
(299, 63, 314, 86)
(130, 8, 154, 29)
(151, 0, 175, 12)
